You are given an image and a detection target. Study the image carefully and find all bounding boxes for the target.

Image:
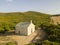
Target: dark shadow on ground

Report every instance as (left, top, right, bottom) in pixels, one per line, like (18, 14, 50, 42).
(30, 28, 48, 44)
(0, 30, 26, 36)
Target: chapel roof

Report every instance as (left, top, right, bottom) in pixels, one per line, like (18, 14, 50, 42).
(16, 20, 34, 27)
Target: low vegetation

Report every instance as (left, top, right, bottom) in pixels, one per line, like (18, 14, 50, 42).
(40, 24, 60, 45)
(6, 42, 16, 45)
(0, 41, 16, 45)
(0, 11, 60, 45)
(0, 11, 50, 33)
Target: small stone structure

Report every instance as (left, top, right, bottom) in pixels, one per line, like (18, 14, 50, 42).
(15, 20, 35, 36)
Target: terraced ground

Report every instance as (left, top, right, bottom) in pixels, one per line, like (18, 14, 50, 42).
(51, 16, 60, 24)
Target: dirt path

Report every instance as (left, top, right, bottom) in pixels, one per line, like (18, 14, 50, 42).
(0, 29, 46, 45)
(10, 29, 46, 45)
(10, 31, 37, 45)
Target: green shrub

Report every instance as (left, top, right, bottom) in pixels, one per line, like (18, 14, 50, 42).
(27, 43, 35, 45)
(0, 11, 50, 33)
(6, 42, 16, 45)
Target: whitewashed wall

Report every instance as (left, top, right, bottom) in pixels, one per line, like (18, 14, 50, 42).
(27, 23, 35, 35)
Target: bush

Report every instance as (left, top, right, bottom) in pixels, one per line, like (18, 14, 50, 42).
(27, 43, 35, 45)
(41, 24, 60, 43)
(6, 42, 16, 45)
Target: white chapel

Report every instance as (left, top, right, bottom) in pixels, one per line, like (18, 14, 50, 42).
(15, 20, 35, 36)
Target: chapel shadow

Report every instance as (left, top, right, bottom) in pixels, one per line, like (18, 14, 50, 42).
(0, 30, 27, 36)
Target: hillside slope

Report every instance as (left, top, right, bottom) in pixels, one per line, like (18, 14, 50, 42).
(0, 11, 50, 32)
